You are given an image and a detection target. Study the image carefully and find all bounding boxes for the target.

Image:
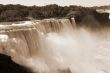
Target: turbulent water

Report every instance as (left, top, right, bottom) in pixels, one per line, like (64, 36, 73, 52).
(0, 18, 110, 73)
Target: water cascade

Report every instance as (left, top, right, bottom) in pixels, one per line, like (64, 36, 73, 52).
(0, 18, 110, 73)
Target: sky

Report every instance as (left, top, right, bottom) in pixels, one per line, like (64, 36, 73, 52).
(0, 0, 110, 7)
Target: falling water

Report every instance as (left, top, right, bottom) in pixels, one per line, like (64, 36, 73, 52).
(0, 18, 110, 73)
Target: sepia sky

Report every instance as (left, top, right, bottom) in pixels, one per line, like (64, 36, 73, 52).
(0, 0, 110, 7)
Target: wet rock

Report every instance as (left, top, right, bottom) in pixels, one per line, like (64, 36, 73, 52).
(0, 54, 31, 73)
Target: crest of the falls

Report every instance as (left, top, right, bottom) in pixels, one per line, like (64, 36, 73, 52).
(0, 18, 110, 73)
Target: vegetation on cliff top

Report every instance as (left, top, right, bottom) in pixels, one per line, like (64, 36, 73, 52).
(0, 4, 109, 22)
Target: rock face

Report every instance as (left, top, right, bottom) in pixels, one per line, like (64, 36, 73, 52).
(95, 13, 109, 23)
(74, 10, 110, 26)
(0, 54, 31, 73)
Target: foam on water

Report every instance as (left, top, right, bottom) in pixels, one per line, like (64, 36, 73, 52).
(0, 34, 9, 42)
(44, 28, 110, 73)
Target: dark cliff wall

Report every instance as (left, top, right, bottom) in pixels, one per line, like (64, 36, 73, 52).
(95, 13, 109, 23)
(74, 10, 110, 27)
(0, 54, 31, 73)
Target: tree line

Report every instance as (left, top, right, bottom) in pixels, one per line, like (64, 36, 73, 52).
(0, 4, 98, 22)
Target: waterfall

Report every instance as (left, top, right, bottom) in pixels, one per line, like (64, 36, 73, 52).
(0, 18, 110, 73)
